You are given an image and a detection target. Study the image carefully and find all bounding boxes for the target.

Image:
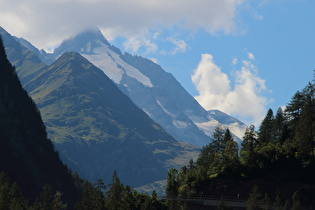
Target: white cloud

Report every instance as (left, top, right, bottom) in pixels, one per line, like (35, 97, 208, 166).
(123, 32, 158, 54)
(191, 54, 231, 109)
(248, 52, 255, 60)
(167, 37, 188, 54)
(232, 57, 238, 65)
(0, 0, 245, 50)
(123, 37, 142, 53)
(192, 53, 269, 125)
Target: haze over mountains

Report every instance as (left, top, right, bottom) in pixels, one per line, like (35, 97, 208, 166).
(0, 26, 247, 190)
(19, 28, 247, 147)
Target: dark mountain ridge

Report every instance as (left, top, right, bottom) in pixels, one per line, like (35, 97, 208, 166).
(0, 35, 79, 204)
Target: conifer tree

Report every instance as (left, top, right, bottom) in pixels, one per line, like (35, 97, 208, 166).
(211, 125, 226, 153)
(166, 168, 179, 200)
(75, 180, 95, 210)
(291, 191, 301, 210)
(294, 83, 315, 158)
(246, 186, 261, 210)
(286, 81, 315, 159)
(272, 107, 288, 144)
(9, 182, 28, 210)
(52, 191, 67, 210)
(223, 128, 239, 161)
(33, 184, 54, 210)
(188, 159, 194, 171)
(105, 170, 126, 210)
(258, 109, 274, 145)
(262, 193, 271, 210)
(222, 128, 239, 174)
(240, 125, 257, 166)
(285, 90, 306, 133)
(0, 172, 11, 210)
(196, 143, 215, 177)
(166, 168, 179, 210)
(94, 179, 106, 210)
(0, 172, 29, 209)
(207, 125, 226, 173)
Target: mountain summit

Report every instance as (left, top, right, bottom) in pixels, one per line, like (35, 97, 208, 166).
(54, 28, 111, 56)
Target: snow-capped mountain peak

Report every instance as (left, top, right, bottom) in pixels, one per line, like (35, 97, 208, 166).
(54, 27, 111, 56)
(14, 27, 247, 147)
(53, 29, 153, 88)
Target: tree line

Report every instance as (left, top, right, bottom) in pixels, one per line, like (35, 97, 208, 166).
(0, 170, 168, 210)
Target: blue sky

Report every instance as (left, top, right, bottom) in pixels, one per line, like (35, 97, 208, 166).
(1, 0, 314, 126)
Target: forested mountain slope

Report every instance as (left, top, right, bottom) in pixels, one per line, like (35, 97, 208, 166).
(0, 36, 79, 204)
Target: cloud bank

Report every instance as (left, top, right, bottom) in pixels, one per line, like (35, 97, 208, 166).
(0, 0, 245, 50)
(191, 53, 269, 125)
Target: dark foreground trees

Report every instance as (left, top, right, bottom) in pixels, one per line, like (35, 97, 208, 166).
(74, 170, 166, 210)
(0, 170, 167, 210)
(167, 72, 315, 206)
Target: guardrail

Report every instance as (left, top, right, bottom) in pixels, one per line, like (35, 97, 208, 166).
(161, 195, 315, 209)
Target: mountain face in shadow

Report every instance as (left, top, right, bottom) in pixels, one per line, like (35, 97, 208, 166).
(0, 36, 79, 204)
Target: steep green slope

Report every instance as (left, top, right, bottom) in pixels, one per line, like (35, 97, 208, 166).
(25, 51, 199, 187)
(0, 36, 79, 204)
(0, 27, 47, 84)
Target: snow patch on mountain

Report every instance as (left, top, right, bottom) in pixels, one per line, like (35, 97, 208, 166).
(194, 120, 219, 137)
(226, 122, 247, 140)
(82, 40, 153, 87)
(205, 110, 247, 143)
(142, 108, 152, 117)
(83, 51, 123, 84)
(185, 112, 209, 124)
(195, 118, 246, 144)
(156, 99, 175, 118)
